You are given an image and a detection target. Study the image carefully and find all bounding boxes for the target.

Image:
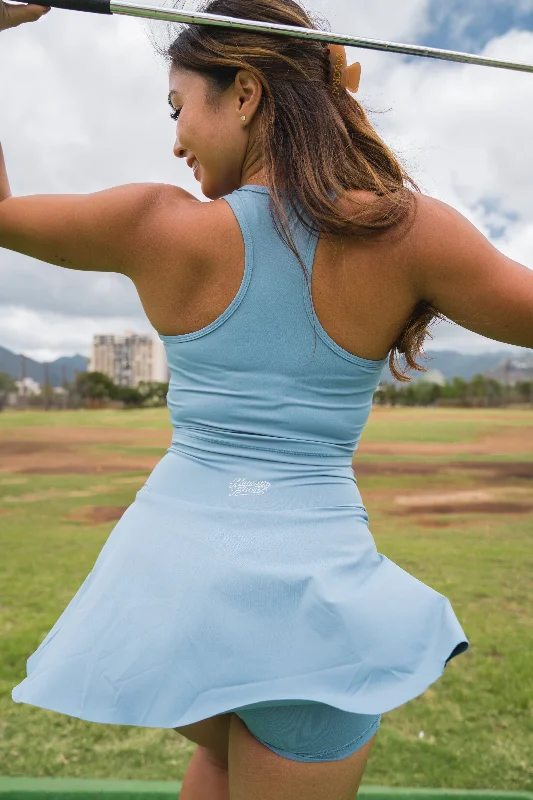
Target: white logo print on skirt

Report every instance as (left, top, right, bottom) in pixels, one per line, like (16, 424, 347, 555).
(229, 478, 271, 496)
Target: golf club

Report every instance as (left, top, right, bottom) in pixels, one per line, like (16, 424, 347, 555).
(29, 0, 533, 75)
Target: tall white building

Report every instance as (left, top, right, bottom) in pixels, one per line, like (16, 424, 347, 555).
(15, 376, 41, 396)
(89, 330, 169, 387)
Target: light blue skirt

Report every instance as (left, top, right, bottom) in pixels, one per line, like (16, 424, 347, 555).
(12, 434, 469, 728)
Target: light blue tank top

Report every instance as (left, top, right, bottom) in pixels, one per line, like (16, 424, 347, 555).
(158, 185, 389, 468)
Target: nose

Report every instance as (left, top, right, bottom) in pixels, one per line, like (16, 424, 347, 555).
(174, 141, 187, 159)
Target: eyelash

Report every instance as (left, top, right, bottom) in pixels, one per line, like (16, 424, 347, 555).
(168, 99, 181, 121)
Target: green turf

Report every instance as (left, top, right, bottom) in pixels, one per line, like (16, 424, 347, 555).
(1, 406, 530, 439)
(1, 408, 532, 791)
(0, 776, 532, 799)
(359, 407, 533, 443)
(0, 409, 169, 430)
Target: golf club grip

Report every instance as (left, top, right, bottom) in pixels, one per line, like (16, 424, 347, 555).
(33, 0, 111, 13)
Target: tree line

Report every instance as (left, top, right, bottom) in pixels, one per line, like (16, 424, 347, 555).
(1, 370, 532, 411)
(0, 371, 167, 411)
(375, 375, 533, 407)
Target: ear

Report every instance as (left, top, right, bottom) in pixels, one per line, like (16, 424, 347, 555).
(234, 69, 263, 115)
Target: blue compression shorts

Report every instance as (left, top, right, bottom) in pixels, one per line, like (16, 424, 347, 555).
(231, 700, 381, 763)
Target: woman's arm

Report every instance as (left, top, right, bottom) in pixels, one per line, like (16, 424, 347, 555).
(0, 145, 199, 278)
(0, 1, 199, 281)
(0, 5, 183, 282)
(407, 194, 533, 350)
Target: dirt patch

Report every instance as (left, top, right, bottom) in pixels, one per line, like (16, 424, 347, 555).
(0, 427, 171, 447)
(2, 422, 531, 478)
(0, 441, 75, 456)
(1, 485, 115, 505)
(352, 461, 533, 481)
(395, 490, 495, 507)
(416, 519, 452, 528)
(0, 449, 157, 475)
(485, 650, 504, 659)
(357, 431, 533, 457)
(353, 462, 442, 476)
(459, 462, 533, 480)
(394, 502, 533, 515)
(0, 433, 162, 476)
(390, 486, 533, 516)
(66, 505, 129, 525)
(17, 462, 154, 475)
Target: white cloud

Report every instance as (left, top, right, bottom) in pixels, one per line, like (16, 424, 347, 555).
(313, 0, 431, 41)
(371, 29, 533, 205)
(0, 250, 141, 317)
(1, 0, 532, 361)
(0, 305, 157, 362)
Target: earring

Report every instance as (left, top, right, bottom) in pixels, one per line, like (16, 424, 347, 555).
(241, 115, 246, 121)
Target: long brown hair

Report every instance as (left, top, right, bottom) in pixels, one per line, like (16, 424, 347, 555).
(153, 0, 447, 381)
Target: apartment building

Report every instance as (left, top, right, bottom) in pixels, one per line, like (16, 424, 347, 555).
(89, 330, 169, 387)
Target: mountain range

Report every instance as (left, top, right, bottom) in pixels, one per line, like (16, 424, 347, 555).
(379, 348, 533, 384)
(0, 346, 88, 388)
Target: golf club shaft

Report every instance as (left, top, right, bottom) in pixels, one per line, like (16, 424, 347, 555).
(35, 0, 533, 75)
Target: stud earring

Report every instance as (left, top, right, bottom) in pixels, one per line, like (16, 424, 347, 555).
(241, 115, 246, 121)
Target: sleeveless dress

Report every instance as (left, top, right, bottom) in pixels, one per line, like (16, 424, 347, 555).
(11, 185, 469, 728)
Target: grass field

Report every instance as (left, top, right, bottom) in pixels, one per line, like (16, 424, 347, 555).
(0, 406, 532, 791)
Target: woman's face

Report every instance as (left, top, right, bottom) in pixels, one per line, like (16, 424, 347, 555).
(169, 66, 266, 200)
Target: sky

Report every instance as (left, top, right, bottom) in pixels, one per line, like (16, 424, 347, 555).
(1, 0, 533, 363)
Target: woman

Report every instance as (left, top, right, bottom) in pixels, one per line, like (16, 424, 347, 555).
(3, 0, 532, 798)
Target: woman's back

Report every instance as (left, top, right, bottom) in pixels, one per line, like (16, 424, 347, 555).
(134, 186, 420, 366)
(152, 184, 393, 465)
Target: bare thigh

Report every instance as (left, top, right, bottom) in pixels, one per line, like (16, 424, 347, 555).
(228, 713, 377, 800)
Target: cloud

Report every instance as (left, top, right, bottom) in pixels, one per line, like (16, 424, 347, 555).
(312, 0, 431, 41)
(424, 0, 533, 53)
(0, 305, 159, 363)
(1, 0, 532, 360)
(0, 251, 141, 317)
(371, 29, 533, 201)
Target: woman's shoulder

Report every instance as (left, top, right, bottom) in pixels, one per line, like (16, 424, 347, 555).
(335, 187, 415, 218)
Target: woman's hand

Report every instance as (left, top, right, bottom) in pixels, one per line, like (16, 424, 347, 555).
(0, 0, 50, 31)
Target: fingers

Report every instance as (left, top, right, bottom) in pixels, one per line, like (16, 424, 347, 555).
(2, 1, 51, 29)
(21, 3, 52, 22)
